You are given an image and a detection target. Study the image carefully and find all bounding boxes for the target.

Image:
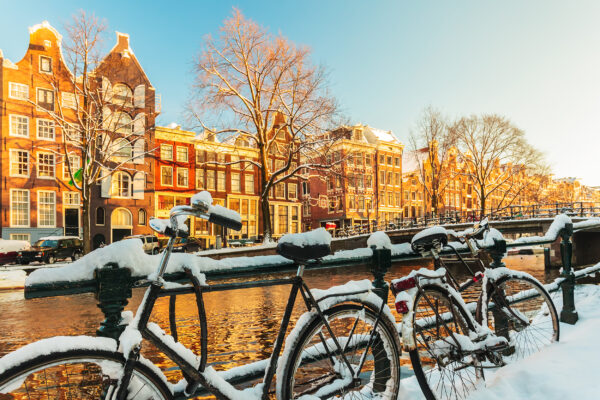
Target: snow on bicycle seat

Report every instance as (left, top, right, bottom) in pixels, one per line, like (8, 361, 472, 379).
(411, 226, 448, 254)
(277, 228, 332, 262)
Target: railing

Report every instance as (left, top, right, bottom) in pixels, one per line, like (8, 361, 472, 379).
(20, 215, 600, 391)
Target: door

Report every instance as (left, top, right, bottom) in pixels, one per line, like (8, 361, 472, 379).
(65, 208, 79, 237)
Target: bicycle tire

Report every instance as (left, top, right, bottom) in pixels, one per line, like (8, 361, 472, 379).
(0, 347, 171, 399)
(483, 273, 559, 361)
(279, 303, 401, 400)
(409, 285, 483, 400)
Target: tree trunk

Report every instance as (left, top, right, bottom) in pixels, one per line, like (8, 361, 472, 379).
(261, 195, 272, 243)
(82, 195, 92, 254)
(479, 186, 486, 220)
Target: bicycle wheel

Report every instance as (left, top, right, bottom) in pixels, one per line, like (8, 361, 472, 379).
(484, 274, 559, 362)
(0, 348, 171, 399)
(409, 285, 483, 400)
(280, 303, 401, 400)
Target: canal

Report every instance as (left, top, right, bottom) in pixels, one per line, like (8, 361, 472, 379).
(0, 254, 559, 390)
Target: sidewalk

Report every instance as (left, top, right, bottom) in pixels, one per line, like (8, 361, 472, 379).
(399, 284, 600, 400)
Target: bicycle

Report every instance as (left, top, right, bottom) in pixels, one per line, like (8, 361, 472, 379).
(391, 219, 559, 400)
(0, 191, 401, 400)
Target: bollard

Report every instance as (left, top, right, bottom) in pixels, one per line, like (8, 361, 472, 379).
(95, 263, 132, 340)
(370, 246, 391, 302)
(559, 223, 579, 324)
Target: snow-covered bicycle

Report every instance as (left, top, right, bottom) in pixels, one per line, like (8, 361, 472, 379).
(0, 191, 401, 400)
(391, 219, 559, 400)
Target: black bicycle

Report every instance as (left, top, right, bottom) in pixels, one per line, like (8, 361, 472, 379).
(0, 191, 401, 399)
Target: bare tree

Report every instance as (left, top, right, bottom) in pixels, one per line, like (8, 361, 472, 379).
(451, 114, 547, 219)
(189, 9, 339, 240)
(32, 11, 154, 253)
(408, 107, 457, 216)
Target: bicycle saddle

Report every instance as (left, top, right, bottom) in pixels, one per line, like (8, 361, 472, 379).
(277, 228, 332, 263)
(411, 226, 448, 254)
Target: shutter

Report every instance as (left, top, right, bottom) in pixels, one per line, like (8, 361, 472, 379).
(133, 85, 145, 108)
(100, 170, 112, 198)
(133, 139, 145, 164)
(102, 106, 112, 130)
(133, 171, 145, 199)
(102, 77, 113, 102)
(133, 113, 145, 135)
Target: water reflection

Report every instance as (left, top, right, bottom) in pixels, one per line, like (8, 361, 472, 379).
(0, 255, 556, 391)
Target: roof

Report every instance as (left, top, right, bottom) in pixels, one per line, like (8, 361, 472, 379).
(402, 148, 428, 173)
(359, 125, 401, 145)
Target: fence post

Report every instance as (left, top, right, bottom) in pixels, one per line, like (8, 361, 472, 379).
(559, 222, 578, 324)
(488, 238, 507, 269)
(370, 246, 391, 302)
(94, 263, 133, 340)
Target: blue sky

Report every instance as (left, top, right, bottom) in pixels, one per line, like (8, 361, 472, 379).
(1, 1, 599, 185)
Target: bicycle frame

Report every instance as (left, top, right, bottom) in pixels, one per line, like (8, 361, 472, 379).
(117, 229, 380, 400)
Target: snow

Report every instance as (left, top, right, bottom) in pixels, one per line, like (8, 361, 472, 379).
(573, 218, 600, 231)
(191, 190, 213, 206)
(0, 240, 30, 253)
(411, 226, 448, 244)
(0, 270, 26, 290)
(37, 236, 79, 241)
(146, 323, 200, 369)
(209, 204, 242, 224)
(367, 231, 392, 249)
(513, 214, 572, 244)
(279, 227, 332, 247)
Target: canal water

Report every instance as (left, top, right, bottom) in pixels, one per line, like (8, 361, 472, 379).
(0, 254, 559, 389)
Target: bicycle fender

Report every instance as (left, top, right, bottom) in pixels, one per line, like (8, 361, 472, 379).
(399, 287, 420, 351)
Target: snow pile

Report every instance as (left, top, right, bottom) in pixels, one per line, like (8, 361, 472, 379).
(0, 240, 30, 253)
(513, 214, 572, 244)
(209, 204, 241, 224)
(573, 218, 600, 231)
(191, 190, 213, 206)
(367, 231, 392, 249)
(0, 270, 26, 290)
(411, 226, 448, 244)
(26, 239, 206, 285)
(279, 228, 332, 247)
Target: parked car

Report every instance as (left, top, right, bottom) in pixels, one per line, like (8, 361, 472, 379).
(17, 236, 83, 265)
(124, 235, 161, 254)
(0, 240, 31, 265)
(172, 237, 202, 253)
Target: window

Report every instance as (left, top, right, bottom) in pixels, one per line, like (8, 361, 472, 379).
(404, 191, 409, 201)
(196, 169, 204, 189)
(138, 209, 147, 226)
(64, 192, 80, 206)
(96, 207, 105, 225)
(288, 183, 297, 200)
(327, 177, 334, 190)
(379, 155, 385, 164)
(217, 171, 226, 191)
(64, 124, 81, 143)
(245, 174, 254, 194)
(9, 82, 28, 100)
(230, 155, 240, 169)
(111, 172, 131, 197)
(113, 138, 132, 159)
(395, 157, 400, 167)
(10, 233, 30, 242)
(58, 91, 75, 109)
(160, 144, 173, 161)
(291, 207, 299, 233)
(395, 173, 401, 186)
(366, 176, 372, 189)
(357, 196, 365, 210)
(396, 193, 401, 207)
(112, 84, 133, 106)
(38, 191, 56, 227)
(275, 183, 286, 198)
(207, 152, 216, 162)
(231, 173, 241, 192)
(278, 205, 288, 234)
(39, 56, 52, 73)
(176, 146, 188, 162)
(63, 154, 80, 180)
(207, 170, 216, 190)
(37, 153, 55, 178)
(177, 168, 189, 187)
(302, 181, 310, 196)
(275, 159, 285, 171)
(196, 150, 205, 164)
(37, 88, 54, 111)
(111, 112, 133, 134)
(348, 195, 355, 210)
(37, 119, 55, 140)
(161, 166, 173, 186)
(9, 150, 29, 177)
(387, 156, 392, 165)
(365, 155, 372, 166)
(10, 189, 29, 227)
(379, 171, 385, 185)
(387, 172, 393, 185)
(9, 115, 29, 137)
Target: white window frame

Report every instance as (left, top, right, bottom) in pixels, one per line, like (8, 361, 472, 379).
(161, 166, 173, 186)
(217, 171, 226, 192)
(9, 149, 30, 178)
(63, 154, 81, 180)
(63, 191, 81, 207)
(36, 118, 55, 141)
(161, 144, 173, 161)
(245, 174, 254, 194)
(8, 82, 29, 100)
(64, 124, 82, 143)
(61, 92, 77, 109)
(231, 172, 241, 193)
(10, 233, 30, 242)
(10, 189, 30, 228)
(288, 183, 298, 200)
(176, 146, 189, 163)
(196, 169, 204, 189)
(111, 171, 132, 198)
(39, 55, 52, 74)
(36, 87, 54, 111)
(176, 167, 189, 188)
(37, 190, 56, 228)
(9, 114, 29, 137)
(37, 152, 55, 179)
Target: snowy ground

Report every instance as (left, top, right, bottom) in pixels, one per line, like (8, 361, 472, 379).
(398, 284, 600, 400)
